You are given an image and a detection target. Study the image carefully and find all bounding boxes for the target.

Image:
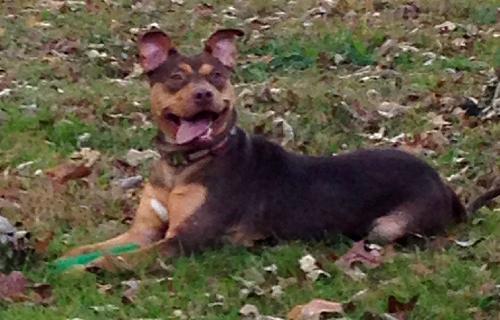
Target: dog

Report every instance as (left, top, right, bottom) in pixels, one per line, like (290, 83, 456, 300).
(64, 28, 499, 270)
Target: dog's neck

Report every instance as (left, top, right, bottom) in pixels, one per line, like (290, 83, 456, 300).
(154, 111, 238, 168)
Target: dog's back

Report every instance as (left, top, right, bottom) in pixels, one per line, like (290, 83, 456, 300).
(199, 129, 465, 242)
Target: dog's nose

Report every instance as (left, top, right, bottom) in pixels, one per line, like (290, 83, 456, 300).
(193, 89, 213, 106)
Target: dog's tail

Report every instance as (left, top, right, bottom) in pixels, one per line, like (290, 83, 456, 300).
(465, 186, 500, 218)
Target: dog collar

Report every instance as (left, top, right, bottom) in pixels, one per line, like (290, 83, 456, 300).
(156, 126, 237, 167)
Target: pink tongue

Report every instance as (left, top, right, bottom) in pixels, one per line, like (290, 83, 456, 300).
(175, 118, 211, 144)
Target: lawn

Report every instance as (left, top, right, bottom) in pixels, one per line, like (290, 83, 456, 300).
(0, 0, 499, 319)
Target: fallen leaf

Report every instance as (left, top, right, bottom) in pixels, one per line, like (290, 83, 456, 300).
(125, 149, 160, 166)
(85, 0, 102, 13)
(435, 21, 456, 33)
(114, 175, 144, 190)
(429, 113, 451, 129)
(121, 279, 140, 304)
(44, 38, 80, 55)
(89, 304, 120, 312)
(234, 273, 265, 298)
(240, 304, 260, 319)
(395, 3, 420, 20)
(97, 283, 113, 295)
(387, 295, 418, 320)
(34, 231, 54, 255)
(46, 162, 92, 185)
(0, 271, 28, 302)
(378, 39, 398, 57)
(377, 101, 411, 119)
(70, 148, 101, 167)
(454, 237, 484, 248)
(398, 130, 449, 156)
(270, 285, 283, 299)
(263, 264, 278, 274)
(272, 116, 295, 146)
(288, 299, 344, 320)
(31, 283, 54, 305)
(46, 148, 101, 189)
(452, 37, 467, 49)
(335, 241, 383, 280)
(239, 303, 284, 319)
(299, 254, 331, 282)
(194, 3, 214, 17)
(336, 241, 383, 268)
(410, 262, 432, 276)
(0, 188, 20, 201)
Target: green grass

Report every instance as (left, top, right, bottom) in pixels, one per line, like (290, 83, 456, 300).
(0, 0, 499, 319)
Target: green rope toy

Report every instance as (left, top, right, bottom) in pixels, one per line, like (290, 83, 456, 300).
(52, 243, 140, 273)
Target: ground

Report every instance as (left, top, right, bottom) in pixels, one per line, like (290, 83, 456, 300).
(0, 0, 499, 319)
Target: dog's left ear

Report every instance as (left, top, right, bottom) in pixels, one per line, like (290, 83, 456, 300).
(205, 29, 244, 69)
(138, 30, 175, 73)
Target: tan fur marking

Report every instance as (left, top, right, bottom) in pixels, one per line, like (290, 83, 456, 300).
(150, 160, 176, 189)
(179, 63, 193, 74)
(198, 63, 214, 75)
(166, 184, 207, 239)
(227, 225, 265, 247)
(367, 213, 410, 243)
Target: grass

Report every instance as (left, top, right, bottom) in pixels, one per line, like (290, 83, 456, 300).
(0, 0, 499, 319)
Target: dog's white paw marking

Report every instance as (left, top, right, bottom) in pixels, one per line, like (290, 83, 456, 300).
(151, 198, 169, 222)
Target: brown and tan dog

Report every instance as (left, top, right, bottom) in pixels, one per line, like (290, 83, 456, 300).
(64, 28, 499, 271)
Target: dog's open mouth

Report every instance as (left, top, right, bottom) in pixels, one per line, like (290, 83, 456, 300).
(165, 109, 227, 145)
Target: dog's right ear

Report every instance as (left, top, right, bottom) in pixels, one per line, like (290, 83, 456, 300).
(138, 30, 175, 72)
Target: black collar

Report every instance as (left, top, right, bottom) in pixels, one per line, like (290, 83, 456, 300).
(154, 126, 237, 167)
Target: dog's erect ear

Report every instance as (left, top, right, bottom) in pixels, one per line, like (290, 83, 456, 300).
(138, 30, 175, 72)
(205, 29, 244, 69)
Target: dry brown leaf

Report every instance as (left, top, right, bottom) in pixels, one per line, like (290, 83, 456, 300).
(0, 187, 20, 201)
(85, 0, 103, 13)
(194, 3, 214, 17)
(34, 231, 54, 255)
(31, 283, 54, 305)
(45, 38, 80, 55)
(377, 101, 410, 119)
(336, 240, 383, 269)
(0, 271, 29, 302)
(97, 283, 114, 295)
(398, 130, 449, 156)
(335, 241, 385, 280)
(430, 113, 451, 129)
(410, 262, 433, 277)
(288, 299, 344, 320)
(46, 162, 92, 185)
(395, 3, 420, 20)
(387, 295, 418, 320)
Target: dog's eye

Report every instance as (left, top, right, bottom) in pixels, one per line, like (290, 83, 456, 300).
(209, 71, 225, 85)
(170, 73, 184, 81)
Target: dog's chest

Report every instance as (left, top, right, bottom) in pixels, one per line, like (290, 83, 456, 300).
(149, 159, 210, 238)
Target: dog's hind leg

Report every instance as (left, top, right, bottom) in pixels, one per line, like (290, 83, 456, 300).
(366, 189, 457, 244)
(366, 211, 411, 244)
(64, 183, 169, 257)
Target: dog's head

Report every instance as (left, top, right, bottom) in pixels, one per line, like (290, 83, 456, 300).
(138, 29, 243, 147)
